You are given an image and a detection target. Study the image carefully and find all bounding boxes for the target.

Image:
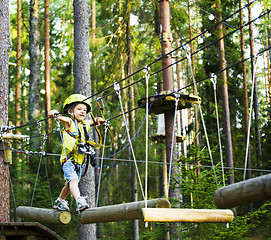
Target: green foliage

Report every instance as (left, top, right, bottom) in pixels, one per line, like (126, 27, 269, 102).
(6, 0, 271, 238)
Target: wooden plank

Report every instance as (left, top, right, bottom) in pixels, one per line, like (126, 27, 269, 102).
(0, 222, 64, 240)
(214, 173, 271, 209)
(1, 133, 29, 140)
(137, 92, 201, 114)
(79, 198, 170, 224)
(16, 207, 71, 225)
(142, 208, 234, 223)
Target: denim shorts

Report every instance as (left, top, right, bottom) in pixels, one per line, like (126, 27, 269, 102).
(62, 160, 83, 183)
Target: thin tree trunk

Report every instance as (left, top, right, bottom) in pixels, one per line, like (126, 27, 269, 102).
(29, 0, 41, 158)
(216, 0, 234, 185)
(265, 25, 271, 110)
(126, 1, 139, 239)
(15, 0, 22, 134)
(160, 1, 178, 238)
(247, 0, 262, 174)
(239, 0, 251, 180)
(73, 0, 96, 239)
(188, 0, 200, 149)
(91, 0, 97, 95)
(0, 0, 10, 222)
(44, 0, 51, 131)
(29, 0, 41, 121)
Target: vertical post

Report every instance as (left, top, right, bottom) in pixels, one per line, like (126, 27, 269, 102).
(160, 0, 177, 199)
(44, 0, 51, 127)
(0, 0, 10, 222)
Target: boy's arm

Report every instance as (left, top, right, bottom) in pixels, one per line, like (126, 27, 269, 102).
(86, 117, 105, 127)
(48, 110, 72, 129)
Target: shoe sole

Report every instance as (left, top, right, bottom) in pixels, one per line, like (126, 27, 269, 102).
(76, 206, 89, 212)
(53, 206, 70, 212)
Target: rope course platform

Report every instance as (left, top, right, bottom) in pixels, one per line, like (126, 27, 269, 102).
(1, 133, 29, 140)
(16, 206, 71, 225)
(79, 198, 170, 224)
(151, 134, 185, 143)
(0, 222, 64, 240)
(137, 91, 201, 115)
(142, 208, 234, 223)
(214, 173, 271, 209)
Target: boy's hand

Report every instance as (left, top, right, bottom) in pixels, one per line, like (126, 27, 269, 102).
(48, 110, 61, 118)
(95, 117, 105, 127)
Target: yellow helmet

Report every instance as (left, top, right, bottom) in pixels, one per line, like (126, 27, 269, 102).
(63, 94, 91, 114)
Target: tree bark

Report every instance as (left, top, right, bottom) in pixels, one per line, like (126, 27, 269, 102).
(239, 0, 252, 179)
(216, 0, 234, 185)
(247, 0, 262, 175)
(0, 0, 10, 222)
(29, 0, 41, 121)
(16, 206, 71, 225)
(44, 0, 51, 131)
(15, 0, 22, 134)
(73, 0, 96, 239)
(126, 1, 139, 239)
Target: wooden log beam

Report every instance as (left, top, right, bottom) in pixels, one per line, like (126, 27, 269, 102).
(16, 206, 71, 225)
(214, 174, 271, 209)
(79, 198, 170, 224)
(142, 208, 234, 223)
(2, 133, 29, 140)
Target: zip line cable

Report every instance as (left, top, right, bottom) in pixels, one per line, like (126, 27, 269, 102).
(144, 67, 150, 211)
(167, 92, 180, 198)
(114, 82, 145, 199)
(243, 54, 259, 181)
(93, 8, 270, 107)
(4, 7, 269, 134)
(9, 146, 271, 173)
(96, 122, 109, 207)
(185, 47, 219, 189)
(211, 73, 226, 187)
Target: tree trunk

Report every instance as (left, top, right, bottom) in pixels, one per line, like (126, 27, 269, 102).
(15, 0, 22, 134)
(29, 0, 41, 121)
(0, 0, 10, 222)
(91, 0, 97, 95)
(265, 25, 271, 110)
(73, 0, 96, 239)
(216, 0, 234, 185)
(126, 1, 139, 239)
(160, 1, 178, 239)
(44, 0, 51, 132)
(247, 0, 262, 175)
(239, 0, 251, 179)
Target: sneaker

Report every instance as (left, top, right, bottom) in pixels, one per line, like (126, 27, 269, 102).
(76, 196, 89, 212)
(53, 198, 70, 211)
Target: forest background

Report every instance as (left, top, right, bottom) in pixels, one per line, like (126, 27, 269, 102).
(2, 0, 271, 239)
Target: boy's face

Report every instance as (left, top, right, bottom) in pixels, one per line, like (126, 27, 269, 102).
(70, 103, 88, 122)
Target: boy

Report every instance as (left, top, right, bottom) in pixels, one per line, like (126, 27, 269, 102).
(48, 94, 104, 212)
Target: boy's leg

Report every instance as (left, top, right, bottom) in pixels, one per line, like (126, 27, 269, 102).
(59, 181, 70, 199)
(53, 182, 70, 211)
(69, 179, 80, 200)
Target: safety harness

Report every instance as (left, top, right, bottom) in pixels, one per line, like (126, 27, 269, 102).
(61, 119, 95, 177)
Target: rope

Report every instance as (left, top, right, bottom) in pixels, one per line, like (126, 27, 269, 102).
(167, 92, 180, 198)
(96, 122, 109, 207)
(114, 82, 145, 199)
(30, 134, 47, 206)
(8, 164, 17, 209)
(211, 73, 226, 186)
(185, 47, 219, 188)
(243, 54, 259, 181)
(3, 10, 270, 135)
(144, 67, 150, 210)
(43, 150, 53, 207)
